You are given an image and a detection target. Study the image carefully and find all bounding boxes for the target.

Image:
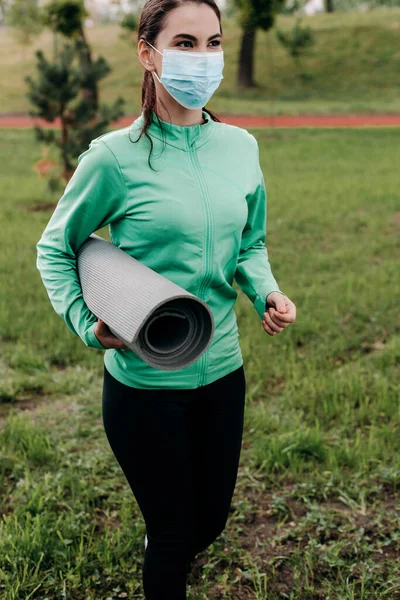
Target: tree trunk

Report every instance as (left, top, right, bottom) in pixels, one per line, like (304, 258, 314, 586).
(60, 105, 71, 182)
(324, 0, 334, 12)
(237, 27, 257, 89)
(77, 24, 98, 111)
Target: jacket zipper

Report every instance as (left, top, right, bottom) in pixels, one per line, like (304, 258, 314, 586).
(185, 129, 214, 387)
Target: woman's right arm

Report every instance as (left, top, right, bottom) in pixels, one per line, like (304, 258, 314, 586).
(36, 138, 127, 349)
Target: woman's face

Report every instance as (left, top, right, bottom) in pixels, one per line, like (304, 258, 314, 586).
(139, 3, 222, 90)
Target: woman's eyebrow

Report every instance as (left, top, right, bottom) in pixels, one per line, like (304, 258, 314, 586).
(171, 33, 222, 41)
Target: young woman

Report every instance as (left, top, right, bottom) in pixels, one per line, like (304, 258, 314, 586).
(36, 0, 297, 597)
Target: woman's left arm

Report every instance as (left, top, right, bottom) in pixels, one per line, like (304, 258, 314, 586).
(234, 133, 296, 337)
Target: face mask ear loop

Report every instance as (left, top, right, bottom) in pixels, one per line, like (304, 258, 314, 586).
(145, 40, 164, 83)
(146, 41, 163, 83)
(146, 41, 163, 56)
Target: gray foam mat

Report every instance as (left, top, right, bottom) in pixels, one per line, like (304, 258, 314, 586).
(76, 234, 214, 371)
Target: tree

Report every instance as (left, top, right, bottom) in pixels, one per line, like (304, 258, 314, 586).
(6, 0, 43, 45)
(234, 0, 285, 88)
(120, 11, 139, 46)
(25, 0, 125, 190)
(41, 0, 99, 109)
(276, 17, 314, 73)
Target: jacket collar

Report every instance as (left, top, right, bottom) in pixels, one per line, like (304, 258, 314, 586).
(130, 109, 216, 152)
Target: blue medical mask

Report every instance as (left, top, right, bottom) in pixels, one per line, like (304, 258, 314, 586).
(146, 41, 224, 110)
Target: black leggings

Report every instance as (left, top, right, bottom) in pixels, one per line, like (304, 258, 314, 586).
(101, 363, 246, 600)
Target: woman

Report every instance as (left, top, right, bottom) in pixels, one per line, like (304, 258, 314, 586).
(36, 0, 296, 597)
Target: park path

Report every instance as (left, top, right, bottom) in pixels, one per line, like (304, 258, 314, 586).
(1, 113, 400, 128)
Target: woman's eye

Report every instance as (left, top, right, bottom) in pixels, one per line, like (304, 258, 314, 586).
(176, 40, 221, 48)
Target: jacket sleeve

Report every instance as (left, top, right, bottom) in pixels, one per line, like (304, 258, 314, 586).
(36, 138, 127, 349)
(234, 134, 285, 320)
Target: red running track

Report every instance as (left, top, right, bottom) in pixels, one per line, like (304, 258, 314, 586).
(1, 113, 400, 128)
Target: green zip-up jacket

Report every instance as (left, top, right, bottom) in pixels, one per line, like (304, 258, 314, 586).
(36, 109, 283, 389)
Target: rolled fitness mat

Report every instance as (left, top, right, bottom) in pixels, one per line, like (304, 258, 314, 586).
(76, 234, 215, 371)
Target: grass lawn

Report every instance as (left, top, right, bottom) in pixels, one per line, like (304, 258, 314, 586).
(1, 7, 400, 116)
(0, 125, 399, 599)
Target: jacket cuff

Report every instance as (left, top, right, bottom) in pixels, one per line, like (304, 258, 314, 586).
(85, 321, 106, 349)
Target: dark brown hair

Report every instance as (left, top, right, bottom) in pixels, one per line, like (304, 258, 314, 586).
(130, 0, 222, 170)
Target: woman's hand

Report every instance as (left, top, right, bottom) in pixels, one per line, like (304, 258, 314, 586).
(94, 318, 131, 350)
(262, 292, 296, 336)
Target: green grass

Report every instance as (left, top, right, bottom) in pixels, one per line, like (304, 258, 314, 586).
(2, 7, 400, 116)
(0, 126, 399, 598)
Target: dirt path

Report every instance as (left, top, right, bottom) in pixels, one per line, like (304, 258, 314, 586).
(1, 113, 400, 128)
